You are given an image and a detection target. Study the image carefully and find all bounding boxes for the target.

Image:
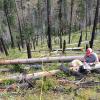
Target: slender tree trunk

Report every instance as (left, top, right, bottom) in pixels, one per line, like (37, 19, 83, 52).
(90, 0, 99, 48)
(58, 0, 63, 49)
(32, 38, 36, 50)
(17, 42, 21, 51)
(4, 13, 15, 48)
(14, 0, 24, 48)
(0, 37, 9, 56)
(26, 40, 32, 58)
(62, 40, 66, 54)
(0, 40, 4, 53)
(68, 0, 74, 44)
(85, 0, 88, 40)
(46, 0, 52, 51)
(78, 31, 82, 47)
(3, 0, 15, 48)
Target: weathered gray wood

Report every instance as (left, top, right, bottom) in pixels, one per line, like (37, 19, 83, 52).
(58, 79, 100, 88)
(0, 55, 100, 65)
(0, 70, 60, 83)
(0, 56, 84, 65)
(0, 56, 99, 65)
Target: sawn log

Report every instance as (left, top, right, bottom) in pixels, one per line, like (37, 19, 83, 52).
(0, 69, 60, 83)
(0, 55, 100, 65)
(0, 56, 85, 65)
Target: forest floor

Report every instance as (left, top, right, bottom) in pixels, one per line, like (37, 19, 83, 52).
(0, 31, 100, 100)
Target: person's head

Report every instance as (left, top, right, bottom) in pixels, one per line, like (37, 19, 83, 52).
(86, 48, 93, 56)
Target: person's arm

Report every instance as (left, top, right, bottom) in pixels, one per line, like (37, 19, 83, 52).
(95, 53, 99, 62)
(83, 55, 87, 64)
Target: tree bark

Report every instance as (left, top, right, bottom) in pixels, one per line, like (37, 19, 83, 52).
(3, 0, 15, 48)
(90, 0, 100, 48)
(26, 41, 32, 58)
(0, 37, 9, 56)
(0, 70, 60, 83)
(1, 55, 100, 65)
(58, 0, 63, 49)
(68, 0, 74, 44)
(14, 0, 24, 48)
(78, 31, 82, 47)
(46, 0, 52, 51)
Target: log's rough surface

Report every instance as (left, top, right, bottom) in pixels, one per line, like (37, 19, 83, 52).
(0, 70, 60, 83)
(0, 56, 84, 65)
(0, 55, 100, 65)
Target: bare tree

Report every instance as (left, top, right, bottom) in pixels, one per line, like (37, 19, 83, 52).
(90, 0, 100, 48)
(3, 0, 15, 48)
(68, 0, 74, 44)
(46, 0, 52, 51)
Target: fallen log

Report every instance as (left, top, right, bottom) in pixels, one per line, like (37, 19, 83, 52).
(58, 79, 100, 88)
(0, 55, 100, 65)
(52, 47, 83, 51)
(0, 70, 60, 83)
(0, 56, 84, 65)
(22, 47, 83, 53)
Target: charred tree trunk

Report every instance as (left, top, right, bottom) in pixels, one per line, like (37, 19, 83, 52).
(78, 31, 82, 47)
(90, 0, 99, 48)
(58, 0, 63, 49)
(0, 40, 4, 53)
(68, 0, 74, 44)
(86, 44, 89, 51)
(62, 40, 66, 54)
(14, 0, 24, 48)
(46, 0, 52, 51)
(0, 37, 9, 56)
(26, 41, 32, 58)
(3, 0, 15, 48)
(85, 0, 88, 40)
(17, 42, 21, 51)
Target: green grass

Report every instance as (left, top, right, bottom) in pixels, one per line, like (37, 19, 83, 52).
(0, 29, 100, 100)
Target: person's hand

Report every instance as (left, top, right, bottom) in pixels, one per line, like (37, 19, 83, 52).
(89, 63, 95, 66)
(84, 62, 88, 65)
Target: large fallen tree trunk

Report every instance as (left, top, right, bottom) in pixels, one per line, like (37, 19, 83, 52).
(0, 70, 60, 83)
(52, 47, 83, 51)
(22, 47, 83, 53)
(58, 79, 100, 88)
(0, 55, 100, 65)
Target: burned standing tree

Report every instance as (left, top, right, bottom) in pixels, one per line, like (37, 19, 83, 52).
(0, 37, 9, 56)
(68, 0, 74, 44)
(90, 0, 100, 48)
(0, 38, 4, 53)
(46, 0, 52, 51)
(14, 0, 24, 49)
(62, 40, 66, 54)
(78, 31, 82, 47)
(85, 0, 88, 40)
(26, 40, 32, 58)
(58, 0, 63, 49)
(3, 0, 15, 48)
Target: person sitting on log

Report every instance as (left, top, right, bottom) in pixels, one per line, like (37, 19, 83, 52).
(60, 48, 99, 79)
